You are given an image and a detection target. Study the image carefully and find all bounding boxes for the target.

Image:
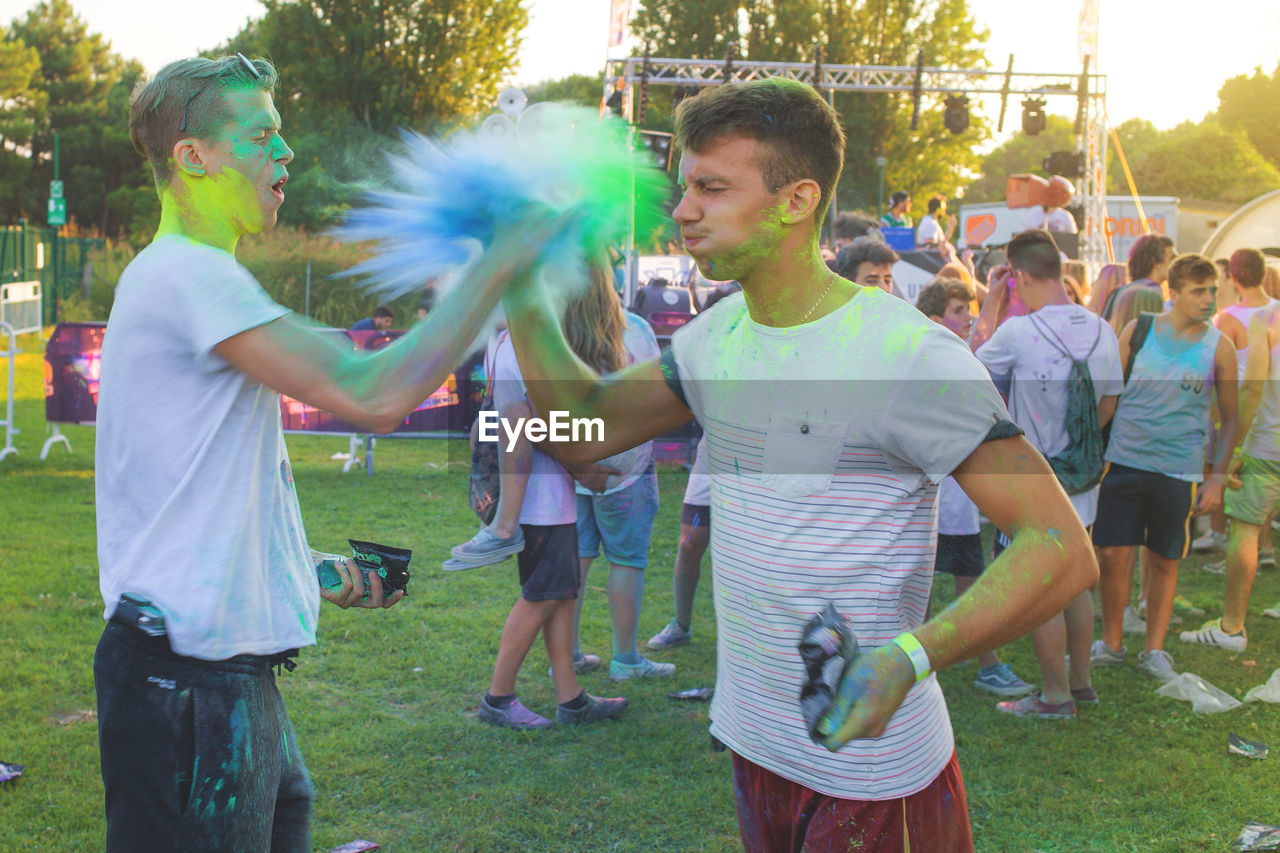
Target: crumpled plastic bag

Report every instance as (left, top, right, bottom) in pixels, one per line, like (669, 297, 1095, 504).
(797, 601, 859, 743)
(1230, 822, 1280, 851)
(1244, 668, 1280, 704)
(1154, 672, 1242, 713)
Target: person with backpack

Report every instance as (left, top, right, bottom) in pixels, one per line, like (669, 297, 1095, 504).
(973, 229, 1123, 718)
(1091, 254, 1238, 682)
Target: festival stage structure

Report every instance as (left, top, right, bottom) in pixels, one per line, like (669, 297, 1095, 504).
(602, 51, 1109, 276)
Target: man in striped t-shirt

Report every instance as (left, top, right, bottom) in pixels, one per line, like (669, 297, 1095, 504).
(501, 79, 1096, 851)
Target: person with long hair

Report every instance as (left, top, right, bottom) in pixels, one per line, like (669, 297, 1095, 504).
(1107, 286, 1164, 338)
(474, 268, 630, 731)
(566, 265, 673, 680)
(1088, 263, 1128, 315)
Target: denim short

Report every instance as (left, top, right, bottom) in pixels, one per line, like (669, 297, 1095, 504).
(576, 464, 659, 568)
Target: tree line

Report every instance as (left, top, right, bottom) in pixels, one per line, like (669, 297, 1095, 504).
(2, 0, 1277, 246)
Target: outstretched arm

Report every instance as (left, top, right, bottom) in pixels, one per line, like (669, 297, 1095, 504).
(499, 278, 694, 465)
(818, 435, 1095, 746)
(214, 219, 560, 434)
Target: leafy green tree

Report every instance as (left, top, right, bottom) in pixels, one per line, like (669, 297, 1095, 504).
(5, 0, 152, 235)
(1130, 120, 1280, 205)
(215, 0, 529, 230)
(630, 0, 990, 214)
(524, 73, 604, 109)
(1216, 63, 1280, 170)
(964, 115, 1075, 202)
(0, 26, 43, 224)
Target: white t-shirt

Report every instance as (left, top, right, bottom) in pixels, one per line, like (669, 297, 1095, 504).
(937, 476, 979, 536)
(668, 287, 1015, 800)
(491, 334, 576, 525)
(975, 303, 1122, 526)
(1022, 207, 1078, 234)
(96, 235, 318, 660)
(916, 214, 944, 246)
(575, 311, 660, 496)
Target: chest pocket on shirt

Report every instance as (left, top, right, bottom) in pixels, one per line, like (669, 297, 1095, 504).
(761, 415, 848, 498)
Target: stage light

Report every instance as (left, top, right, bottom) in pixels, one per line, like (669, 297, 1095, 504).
(638, 130, 674, 171)
(1022, 97, 1046, 136)
(1043, 150, 1084, 178)
(943, 95, 969, 134)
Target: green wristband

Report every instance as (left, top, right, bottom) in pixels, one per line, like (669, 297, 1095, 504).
(892, 632, 931, 683)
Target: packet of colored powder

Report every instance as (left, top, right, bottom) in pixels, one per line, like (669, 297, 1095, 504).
(798, 601, 859, 744)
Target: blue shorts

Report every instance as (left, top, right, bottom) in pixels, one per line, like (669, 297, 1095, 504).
(576, 464, 659, 568)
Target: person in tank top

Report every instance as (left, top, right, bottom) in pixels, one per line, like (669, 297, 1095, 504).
(1197, 248, 1279, 552)
(1181, 249, 1280, 651)
(1092, 254, 1238, 683)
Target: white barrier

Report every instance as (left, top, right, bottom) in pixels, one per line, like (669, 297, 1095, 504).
(0, 281, 42, 336)
(0, 321, 18, 461)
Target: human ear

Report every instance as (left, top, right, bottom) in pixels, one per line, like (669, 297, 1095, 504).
(782, 179, 822, 224)
(172, 138, 207, 177)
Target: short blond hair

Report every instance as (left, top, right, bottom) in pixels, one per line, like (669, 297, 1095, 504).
(130, 55, 278, 187)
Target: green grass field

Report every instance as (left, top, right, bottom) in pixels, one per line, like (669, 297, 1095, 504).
(2, 329, 1279, 852)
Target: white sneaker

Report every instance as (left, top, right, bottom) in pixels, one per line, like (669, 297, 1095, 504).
(1136, 649, 1179, 682)
(1191, 530, 1228, 552)
(1123, 606, 1148, 635)
(647, 619, 692, 649)
(1179, 619, 1247, 651)
(1260, 549, 1277, 570)
(1201, 559, 1226, 575)
(1137, 600, 1180, 626)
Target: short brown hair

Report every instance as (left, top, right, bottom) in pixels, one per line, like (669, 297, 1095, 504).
(1127, 234, 1175, 280)
(674, 78, 846, 223)
(916, 277, 974, 318)
(1229, 248, 1266, 289)
(1167, 253, 1218, 293)
(1007, 229, 1063, 280)
(130, 55, 278, 187)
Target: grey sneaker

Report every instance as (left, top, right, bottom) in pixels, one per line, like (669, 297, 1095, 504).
(1137, 649, 1178, 682)
(1123, 605, 1148, 635)
(1090, 639, 1127, 666)
(1201, 559, 1226, 575)
(446, 527, 524, 570)
(609, 657, 676, 681)
(547, 653, 601, 678)
(1260, 549, 1277, 570)
(647, 619, 692, 649)
(556, 693, 628, 725)
(477, 696, 552, 731)
(1191, 529, 1227, 552)
(973, 663, 1034, 696)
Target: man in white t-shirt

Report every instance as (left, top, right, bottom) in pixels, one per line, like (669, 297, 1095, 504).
(499, 79, 1096, 851)
(94, 55, 556, 851)
(916, 195, 955, 248)
(974, 229, 1122, 718)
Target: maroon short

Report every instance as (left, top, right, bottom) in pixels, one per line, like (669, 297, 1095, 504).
(731, 750, 973, 853)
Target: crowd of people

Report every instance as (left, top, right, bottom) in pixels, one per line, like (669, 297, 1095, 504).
(90, 52, 1276, 852)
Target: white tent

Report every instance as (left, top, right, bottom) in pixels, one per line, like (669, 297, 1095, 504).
(1201, 190, 1280, 259)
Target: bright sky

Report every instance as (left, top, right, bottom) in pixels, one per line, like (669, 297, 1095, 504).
(2, 0, 1277, 133)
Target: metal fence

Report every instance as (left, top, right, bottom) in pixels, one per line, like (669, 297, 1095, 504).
(0, 221, 105, 326)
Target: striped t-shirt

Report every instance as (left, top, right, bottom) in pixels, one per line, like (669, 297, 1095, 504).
(667, 286, 1014, 800)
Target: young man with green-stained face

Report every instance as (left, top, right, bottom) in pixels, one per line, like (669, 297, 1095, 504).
(93, 55, 557, 851)
(500, 78, 1097, 851)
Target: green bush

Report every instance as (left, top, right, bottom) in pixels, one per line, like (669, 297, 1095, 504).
(56, 239, 137, 322)
(53, 228, 420, 329)
(237, 227, 418, 328)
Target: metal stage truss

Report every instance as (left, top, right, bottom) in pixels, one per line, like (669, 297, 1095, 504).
(605, 56, 1110, 270)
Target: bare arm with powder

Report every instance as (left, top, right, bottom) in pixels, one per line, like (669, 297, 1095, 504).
(817, 434, 1095, 747)
(1227, 306, 1279, 487)
(499, 278, 695, 464)
(214, 218, 561, 434)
